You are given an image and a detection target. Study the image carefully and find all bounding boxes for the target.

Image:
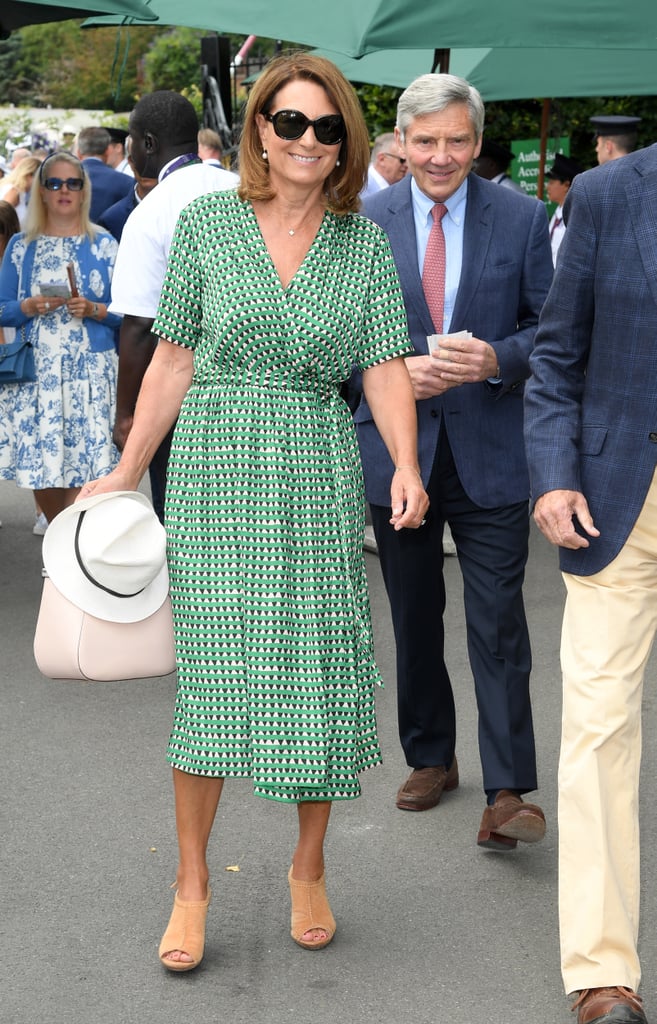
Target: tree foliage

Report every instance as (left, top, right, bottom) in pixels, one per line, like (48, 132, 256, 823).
(2, 21, 163, 109)
(354, 83, 401, 140)
(0, 32, 27, 105)
(142, 27, 205, 93)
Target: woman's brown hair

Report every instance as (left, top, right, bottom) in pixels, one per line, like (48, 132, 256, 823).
(0, 200, 20, 260)
(237, 52, 370, 215)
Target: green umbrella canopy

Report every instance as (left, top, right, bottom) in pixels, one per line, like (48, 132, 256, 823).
(82, 0, 657, 56)
(310, 47, 657, 100)
(2, 0, 157, 35)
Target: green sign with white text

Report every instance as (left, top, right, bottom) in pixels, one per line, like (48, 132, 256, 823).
(511, 137, 570, 210)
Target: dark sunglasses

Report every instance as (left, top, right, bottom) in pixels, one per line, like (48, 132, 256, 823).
(382, 152, 406, 165)
(265, 109, 345, 146)
(43, 177, 84, 191)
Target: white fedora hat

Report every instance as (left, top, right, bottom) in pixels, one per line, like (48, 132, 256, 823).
(42, 491, 169, 623)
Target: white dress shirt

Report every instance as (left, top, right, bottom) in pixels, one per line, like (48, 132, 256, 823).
(549, 205, 566, 267)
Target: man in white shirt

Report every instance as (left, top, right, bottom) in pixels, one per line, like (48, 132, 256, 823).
(360, 132, 407, 200)
(106, 127, 134, 176)
(473, 138, 524, 194)
(545, 153, 585, 267)
(110, 90, 238, 519)
(197, 127, 225, 167)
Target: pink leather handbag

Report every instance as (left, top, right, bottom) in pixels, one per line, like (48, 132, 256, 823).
(34, 576, 176, 682)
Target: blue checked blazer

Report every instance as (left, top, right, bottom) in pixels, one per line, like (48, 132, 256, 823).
(524, 143, 657, 576)
(354, 172, 553, 508)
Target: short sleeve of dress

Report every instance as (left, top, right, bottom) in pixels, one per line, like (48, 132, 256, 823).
(152, 203, 203, 350)
(354, 220, 413, 371)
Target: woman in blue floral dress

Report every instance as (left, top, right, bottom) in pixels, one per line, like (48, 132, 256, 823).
(0, 151, 120, 526)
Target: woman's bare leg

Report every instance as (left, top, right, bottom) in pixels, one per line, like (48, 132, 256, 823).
(293, 800, 331, 879)
(161, 768, 223, 966)
(34, 486, 80, 524)
(291, 800, 332, 944)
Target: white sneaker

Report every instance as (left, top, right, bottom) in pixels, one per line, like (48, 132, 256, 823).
(33, 512, 48, 536)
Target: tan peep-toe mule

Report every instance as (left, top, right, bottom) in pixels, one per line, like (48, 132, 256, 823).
(288, 866, 336, 950)
(158, 887, 212, 972)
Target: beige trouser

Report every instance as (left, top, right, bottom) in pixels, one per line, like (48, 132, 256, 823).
(559, 469, 657, 995)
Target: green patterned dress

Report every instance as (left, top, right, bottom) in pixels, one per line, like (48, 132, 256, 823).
(153, 189, 413, 803)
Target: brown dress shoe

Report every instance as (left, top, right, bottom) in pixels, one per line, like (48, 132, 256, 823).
(571, 986, 647, 1023)
(395, 758, 459, 811)
(477, 789, 546, 850)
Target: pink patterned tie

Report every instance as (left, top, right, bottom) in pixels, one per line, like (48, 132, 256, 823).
(422, 202, 448, 332)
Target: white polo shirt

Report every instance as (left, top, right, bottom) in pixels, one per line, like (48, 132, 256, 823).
(109, 161, 239, 318)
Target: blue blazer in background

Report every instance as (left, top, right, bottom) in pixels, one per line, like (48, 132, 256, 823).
(355, 172, 553, 509)
(525, 143, 657, 576)
(82, 157, 133, 223)
(98, 186, 138, 242)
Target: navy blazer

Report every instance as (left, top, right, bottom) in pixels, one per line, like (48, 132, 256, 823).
(83, 158, 133, 223)
(355, 172, 553, 508)
(98, 186, 138, 242)
(525, 143, 657, 576)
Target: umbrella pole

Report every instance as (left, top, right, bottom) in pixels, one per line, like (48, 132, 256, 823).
(538, 98, 550, 200)
(432, 48, 451, 73)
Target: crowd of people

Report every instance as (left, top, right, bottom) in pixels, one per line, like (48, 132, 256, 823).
(0, 56, 653, 1024)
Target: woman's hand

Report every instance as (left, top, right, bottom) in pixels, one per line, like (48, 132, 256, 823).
(67, 296, 103, 320)
(389, 465, 430, 531)
(21, 296, 67, 317)
(362, 357, 429, 530)
(77, 468, 141, 502)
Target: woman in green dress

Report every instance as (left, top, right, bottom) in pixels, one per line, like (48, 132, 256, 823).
(79, 52, 428, 970)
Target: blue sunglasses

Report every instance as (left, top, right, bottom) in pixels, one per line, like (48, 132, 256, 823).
(42, 177, 84, 191)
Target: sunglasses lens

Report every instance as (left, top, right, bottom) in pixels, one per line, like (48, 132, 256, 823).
(314, 116, 345, 145)
(66, 179, 84, 191)
(271, 111, 307, 140)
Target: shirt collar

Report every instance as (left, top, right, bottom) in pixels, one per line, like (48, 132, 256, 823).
(411, 174, 468, 227)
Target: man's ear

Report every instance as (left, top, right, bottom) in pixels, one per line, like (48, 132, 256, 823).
(143, 130, 158, 155)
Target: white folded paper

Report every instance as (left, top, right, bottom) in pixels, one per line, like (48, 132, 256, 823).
(426, 330, 472, 356)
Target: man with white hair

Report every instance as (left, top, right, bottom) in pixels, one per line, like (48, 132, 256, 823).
(355, 73, 553, 848)
(360, 131, 407, 199)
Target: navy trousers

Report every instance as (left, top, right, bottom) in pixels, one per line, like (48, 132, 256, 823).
(370, 430, 537, 795)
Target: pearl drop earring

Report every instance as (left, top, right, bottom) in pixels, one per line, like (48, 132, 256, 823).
(335, 158, 341, 167)
(262, 149, 268, 161)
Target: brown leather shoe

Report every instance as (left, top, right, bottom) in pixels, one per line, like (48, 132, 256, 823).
(395, 758, 459, 811)
(477, 789, 546, 850)
(571, 987, 647, 1023)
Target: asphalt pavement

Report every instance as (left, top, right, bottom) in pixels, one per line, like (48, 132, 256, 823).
(3, 477, 657, 1024)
